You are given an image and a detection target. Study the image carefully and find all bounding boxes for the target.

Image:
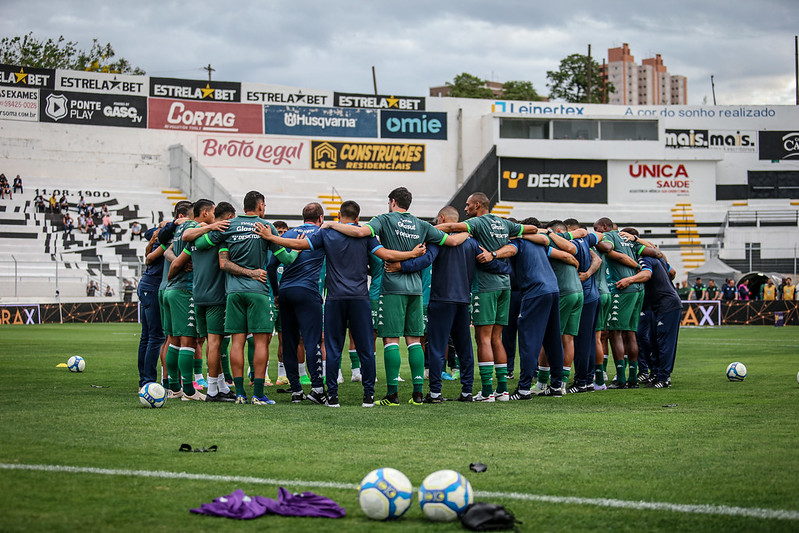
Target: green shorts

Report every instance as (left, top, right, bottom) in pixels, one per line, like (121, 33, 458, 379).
(196, 303, 226, 337)
(595, 293, 611, 332)
(423, 304, 429, 333)
(471, 290, 510, 326)
(163, 289, 197, 338)
(158, 290, 170, 337)
(607, 291, 645, 331)
(371, 298, 380, 330)
(559, 292, 584, 336)
(377, 293, 424, 338)
(225, 292, 275, 334)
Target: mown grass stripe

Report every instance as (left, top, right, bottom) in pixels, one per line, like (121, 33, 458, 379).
(2, 463, 798, 521)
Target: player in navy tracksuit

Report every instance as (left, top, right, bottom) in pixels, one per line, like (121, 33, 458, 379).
(255, 200, 425, 406)
(137, 226, 166, 388)
(504, 228, 579, 398)
(271, 203, 327, 404)
(391, 206, 510, 402)
(615, 251, 681, 388)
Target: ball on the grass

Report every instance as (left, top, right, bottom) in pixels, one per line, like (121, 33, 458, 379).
(67, 355, 85, 372)
(418, 469, 473, 521)
(726, 362, 747, 382)
(796, 371, 799, 385)
(358, 468, 413, 520)
(139, 382, 167, 408)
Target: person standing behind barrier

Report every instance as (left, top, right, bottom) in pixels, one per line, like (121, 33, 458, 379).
(782, 278, 796, 301)
(721, 278, 737, 301)
(706, 279, 720, 300)
(692, 277, 706, 300)
(738, 279, 751, 301)
(760, 278, 777, 301)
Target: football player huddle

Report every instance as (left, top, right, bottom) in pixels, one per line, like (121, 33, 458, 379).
(135, 188, 681, 407)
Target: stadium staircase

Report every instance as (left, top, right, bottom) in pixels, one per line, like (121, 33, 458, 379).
(672, 203, 704, 272)
(0, 181, 176, 300)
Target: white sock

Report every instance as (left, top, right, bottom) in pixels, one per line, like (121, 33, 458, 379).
(430, 391, 441, 398)
(208, 376, 219, 396)
(312, 386, 324, 394)
(217, 375, 230, 394)
(299, 363, 307, 376)
(322, 364, 327, 378)
(277, 362, 286, 378)
(194, 373, 204, 381)
(352, 367, 361, 376)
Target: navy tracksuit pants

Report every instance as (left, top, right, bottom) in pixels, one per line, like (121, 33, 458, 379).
(574, 297, 599, 387)
(324, 298, 376, 397)
(280, 287, 323, 392)
(518, 292, 564, 390)
(427, 301, 474, 395)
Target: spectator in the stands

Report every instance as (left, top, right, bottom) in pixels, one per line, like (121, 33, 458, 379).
(782, 278, 796, 301)
(49, 193, 58, 213)
(101, 204, 109, 217)
(85, 214, 95, 236)
(0, 180, 11, 199)
(59, 195, 69, 213)
(105, 284, 114, 297)
(87, 203, 96, 219)
(0, 174, 6, 187)
(130, 221, 142, 240)
(737, 279, 751, 301)
(12, 175, 22, 194)
(102, 213, 113, 242)
(677, 280, 691, 300)
(721, 278, 737, 300)
(77, 195, 86, 215)
(123, 279, 136, 302)
(78, 212, 87, 232)
(63, 212, 74, 234)
(86, 281, 98, 297)
(34, 193, 45, 213)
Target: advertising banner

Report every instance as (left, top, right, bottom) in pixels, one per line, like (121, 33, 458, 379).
(264, 105, 377, 138)
(197, 134, 309, 169)
(39, 90, 147, 127)
(380, 110, 447, 140)
(334, 92, 425, 110)
(607, 160, 716, 201)
(664, 129, 756, 152)
(759, 131, 799, 160)
(150, 76, 240, 102)
(499, 158, 607, 203)
(0, 304, 41, 325)
(0, 87, 38, 122)
(0, 63, 54, 89)
(311, 140, 425, 171)
(56, 69, 147, 96)
(148, 98, 262, 134)
(241, 82, 333, 106)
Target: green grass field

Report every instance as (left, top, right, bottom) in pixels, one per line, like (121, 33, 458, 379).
(1, 324, 798, 532)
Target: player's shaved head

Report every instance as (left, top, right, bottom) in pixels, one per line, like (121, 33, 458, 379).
(438, 205, 460, 223)
(468, 192, 490, 209)
(594, 216, 613, 232)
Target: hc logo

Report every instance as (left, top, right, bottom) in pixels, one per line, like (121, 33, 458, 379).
(502, 171, 524, 189)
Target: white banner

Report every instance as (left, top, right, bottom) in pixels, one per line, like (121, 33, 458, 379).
(0, 87, 38, 121)
(608, 160, 717, 201)
(241, 82, 333, 107)
(55, 69, 148, 96)
(197, 134, 309, 169)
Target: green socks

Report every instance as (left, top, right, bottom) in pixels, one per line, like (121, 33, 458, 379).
(349, 350, 360, 369)
(221, 351, 233, 382)
(233, 377, 245, 398)
(179, 347, 196, 395)
(193, 357, 202, 376)
(384, 344, 401, 395)
(602, 356, 608, 372)
(595, 367, 605, 385)
(615, 360, 626, 383)
(166, 344, 180, 392)
(478, 362, 494, 397)
(628, 361, 638, 383)
(537, 366, 550, 385)
(408, 343, 424, 394)
(253, 378, 265, 398)
(562, 366, 571, 384)
(495, 364, 508, 394)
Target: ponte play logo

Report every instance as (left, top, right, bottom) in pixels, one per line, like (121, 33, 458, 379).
(499, 158, 607, 204)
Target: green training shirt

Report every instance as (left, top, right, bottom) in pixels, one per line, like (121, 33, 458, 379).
(366, 211, 447, 295)
(188, 241, 226, 306)
(601, 230, 644, 294)
(165, 220, 198, 291)
(549, 234, 583, 296)
(465, 214, 523, 292)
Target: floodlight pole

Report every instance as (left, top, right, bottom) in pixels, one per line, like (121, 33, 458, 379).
(795, 35, 798, 105)
(711, 75, 717, 105)
(372, 66, 378, 95)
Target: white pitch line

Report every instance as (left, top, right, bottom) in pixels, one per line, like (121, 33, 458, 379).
(1, 463, 798, 521)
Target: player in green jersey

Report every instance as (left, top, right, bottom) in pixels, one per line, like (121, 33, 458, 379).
(435, 192, 538, 402)
(321, 187, 468, 405)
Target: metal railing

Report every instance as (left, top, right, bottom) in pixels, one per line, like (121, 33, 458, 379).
(169, 144, 235, 205)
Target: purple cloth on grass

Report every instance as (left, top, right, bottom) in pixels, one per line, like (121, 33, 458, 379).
(191, 487, 346, 520)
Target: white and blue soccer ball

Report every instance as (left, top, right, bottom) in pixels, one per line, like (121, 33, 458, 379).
(418, 469, 474, 522)
(726, 362, 747, 382)
(67, 355, 85, 373)
(358, 468, 413, 520)
(139, 382, 167, 408)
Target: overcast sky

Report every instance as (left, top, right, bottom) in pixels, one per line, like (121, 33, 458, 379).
(3, 0, 798, 105)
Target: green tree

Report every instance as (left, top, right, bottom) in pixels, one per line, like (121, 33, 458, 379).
(445, 72, 495, 99)
(501, 80, 542, 101)
(0, 32, 145, 74)
(546, 53, 613, 103)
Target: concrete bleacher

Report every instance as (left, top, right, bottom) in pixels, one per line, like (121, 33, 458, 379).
(0, 178, 176, 301)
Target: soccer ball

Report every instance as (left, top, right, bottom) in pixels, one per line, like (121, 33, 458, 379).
(139, 382, 167, 408)
(358, 468, 413, 520)
(67, 355, 85, 372)
(418, 469, 474, 521)
(726, 362, 747, 382)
